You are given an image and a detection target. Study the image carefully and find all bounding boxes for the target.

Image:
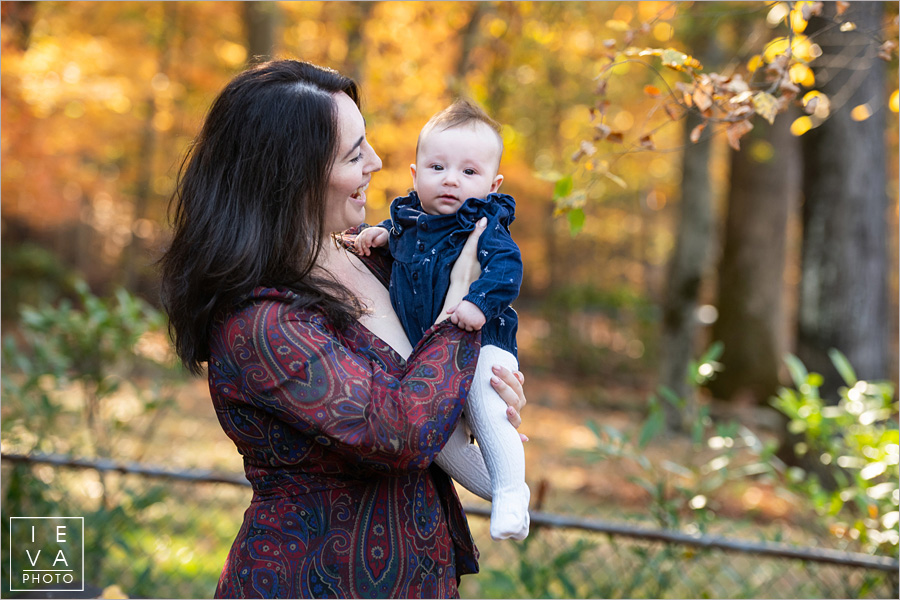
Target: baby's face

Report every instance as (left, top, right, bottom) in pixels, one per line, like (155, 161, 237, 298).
(411, 123, 503, 216)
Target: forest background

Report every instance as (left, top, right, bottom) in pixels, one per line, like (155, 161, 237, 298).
(1, 1, 898, 598)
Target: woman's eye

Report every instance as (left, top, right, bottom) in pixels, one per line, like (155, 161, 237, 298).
(350, 152, 363, 164)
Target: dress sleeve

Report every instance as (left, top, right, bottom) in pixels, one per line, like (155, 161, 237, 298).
(231, 303, 480, 474)
(463, 224, 523, 320)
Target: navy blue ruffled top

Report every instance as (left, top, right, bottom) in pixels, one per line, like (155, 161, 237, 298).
(378, 191, 522, 357)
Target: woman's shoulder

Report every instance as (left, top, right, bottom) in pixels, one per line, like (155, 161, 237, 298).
(222, 287, 331, 330)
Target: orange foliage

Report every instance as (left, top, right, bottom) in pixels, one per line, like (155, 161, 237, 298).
(1, 1, 896, 299)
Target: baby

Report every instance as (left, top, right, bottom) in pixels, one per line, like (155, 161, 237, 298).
(355, 100, 529, 540)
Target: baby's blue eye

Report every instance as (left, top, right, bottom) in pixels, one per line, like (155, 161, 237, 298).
(431, 164, 444, 171)
(464, 168, 476, 175)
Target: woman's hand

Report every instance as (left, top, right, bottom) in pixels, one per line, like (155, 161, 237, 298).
(436, 218, 487, 324)
(491, 366, 528, 441)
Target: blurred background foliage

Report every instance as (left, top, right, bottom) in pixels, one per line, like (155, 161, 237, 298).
(1, 1, 899, 596)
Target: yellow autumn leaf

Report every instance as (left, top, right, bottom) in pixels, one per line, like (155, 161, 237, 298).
(653, 22, 673, 42)
(850, 104, 872, 121)
(606, 19, 631, 32)
(661, 48, 700, 70)
(789, 63, 815, 87)
(802, 90, 831, 119)
(752, 92, 779, 125)
(763, 37, 790, 63)
(791, 35, 820, 62)
(791, 115, 813, 136)
(890, 90, 899, 113)
(747, 54, 764, 73)
(790, 7, 808, 33)
(767, 3, 790, 26)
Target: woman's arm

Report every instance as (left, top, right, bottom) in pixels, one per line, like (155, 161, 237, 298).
(218, 302, 480, 475)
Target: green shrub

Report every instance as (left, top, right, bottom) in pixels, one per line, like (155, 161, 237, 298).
(772, 350, 899, 557)
(1, 280, 184, 593)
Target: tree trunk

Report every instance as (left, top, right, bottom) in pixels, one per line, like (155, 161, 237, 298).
(798, 1, 888, 399)
(1, 1, 37, 50)
(658, 110, 715, 431)
(119, 3, 177, 290)
(709, 110, 800, 404)
(341, 2, 376, 84)
(449, 2, 486, 98)
(244, 1, 278, 64)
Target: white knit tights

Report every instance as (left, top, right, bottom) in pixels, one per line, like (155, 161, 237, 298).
(435, 345, 530, 540)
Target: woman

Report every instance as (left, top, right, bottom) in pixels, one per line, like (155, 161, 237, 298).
(159, 60, 526, 598)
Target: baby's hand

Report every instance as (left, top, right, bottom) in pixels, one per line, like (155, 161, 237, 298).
(354, 226, 389, 256)
(446, 300, 486, 332)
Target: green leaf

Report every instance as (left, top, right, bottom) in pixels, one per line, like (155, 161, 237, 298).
(638, 408, 664, 449)
(658, 385, 683, 409)
(661, 48, 687, 67)
(828, 349, 857, 386)
(567, 208, 585, 235)
(784, 354, 808, 388)
(553, 175, 574, 200)
(700, 341, 723, 363)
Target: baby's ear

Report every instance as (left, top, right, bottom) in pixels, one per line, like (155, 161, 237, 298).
(410, 164, 418, 183)
(490, 173, 504, 193)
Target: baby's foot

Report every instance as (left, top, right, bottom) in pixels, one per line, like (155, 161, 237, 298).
(490, 486, 530, 540)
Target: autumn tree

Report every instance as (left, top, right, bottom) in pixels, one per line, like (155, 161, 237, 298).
(657, 16, 723, 430)
(244, 1, 279, 64)
(575, 1, 896, 427)
(709, 109, 801, 405)
(797, 1, 891, 398)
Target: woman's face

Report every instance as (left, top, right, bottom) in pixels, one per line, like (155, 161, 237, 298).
(324, 92, 382, 234)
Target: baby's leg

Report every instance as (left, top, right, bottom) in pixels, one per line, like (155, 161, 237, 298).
(434, 418, 492, 501)
(468, 345, 530, 540)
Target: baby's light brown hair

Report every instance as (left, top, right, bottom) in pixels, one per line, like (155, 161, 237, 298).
(416, 99, 504, 166)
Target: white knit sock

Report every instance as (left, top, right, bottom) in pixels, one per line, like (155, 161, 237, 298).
(467, 345, 529, 540)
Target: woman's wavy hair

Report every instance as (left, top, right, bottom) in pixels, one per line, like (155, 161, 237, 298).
(159, 60, 363, 374)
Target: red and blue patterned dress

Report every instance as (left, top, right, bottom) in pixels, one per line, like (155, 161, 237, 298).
(208, 250, 481, 598)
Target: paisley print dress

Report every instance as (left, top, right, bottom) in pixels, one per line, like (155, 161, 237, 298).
(208, 252, 481, 598)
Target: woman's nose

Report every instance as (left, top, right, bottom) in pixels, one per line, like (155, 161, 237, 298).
(366, 145, 383, 173)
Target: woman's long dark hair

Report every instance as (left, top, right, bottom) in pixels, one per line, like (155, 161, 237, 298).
(159, 60, 363, 374)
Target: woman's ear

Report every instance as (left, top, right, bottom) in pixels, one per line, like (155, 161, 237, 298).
(490, 173, 504, 193)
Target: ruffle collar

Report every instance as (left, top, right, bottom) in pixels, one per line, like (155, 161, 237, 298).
(392, 191, 516, 230)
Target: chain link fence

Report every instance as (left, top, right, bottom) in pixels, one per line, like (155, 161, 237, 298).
(2, 452, 897, 599)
